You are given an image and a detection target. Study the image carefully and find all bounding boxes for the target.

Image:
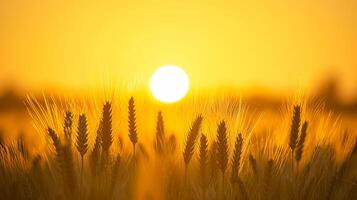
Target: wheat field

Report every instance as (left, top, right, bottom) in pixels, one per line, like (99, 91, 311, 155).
(0, 93, 356, 200)
(1, 1, 356, 199)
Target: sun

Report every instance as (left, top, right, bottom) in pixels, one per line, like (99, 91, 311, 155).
(150, 65, 190, 103)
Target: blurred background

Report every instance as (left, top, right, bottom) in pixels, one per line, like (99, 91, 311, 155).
(0, 0, 357, 136)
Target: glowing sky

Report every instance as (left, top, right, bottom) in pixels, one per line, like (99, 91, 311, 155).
(0, 0, 356, 94)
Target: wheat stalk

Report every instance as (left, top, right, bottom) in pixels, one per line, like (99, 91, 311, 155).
(61, 143, 77, 197)
(295, 121, 308, 163)
(216, 121, 229, 177)
(48, 127, 62, 159)
(76, 114, 89, 170)
(101, 102, 113, 154)
(289, 105, 301, 151)
(231, 133, 243, 183)
(154, 111, 165, 154)
(216, 120, 229, 198)
(199, 134, 208, 188)
(128, 97, 138, 156)
(230, 134, 248, 200)
(209, 141, 218, 181)
(289, 105, 301, 170)
(90, 121, 102, 176)
(63, 111, 73, 146)
(48, 127, 77, 197)
(183, 115, 203, 179)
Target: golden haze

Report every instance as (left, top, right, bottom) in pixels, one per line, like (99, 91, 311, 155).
(0, 0, 357, 95)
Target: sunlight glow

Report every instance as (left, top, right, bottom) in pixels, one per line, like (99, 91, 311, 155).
(150, 65, 189, 103)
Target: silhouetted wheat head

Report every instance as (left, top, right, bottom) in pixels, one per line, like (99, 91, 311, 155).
(199, 134, 208, 187)
(295, 121, 308, 163)
(154, 111, 165, 154)
(64, 111, 73, 146)
(289, 105, 302, 171)
(101, 102, 113, 154)
(231, 133, 243, 183)
(289, 105, 301, 152)
(48, 127, 61, 159)
(76, 114, 89, 168)
(183, 115, 203, 167)
(216, 120, 229, 177)
(128, 97, 138, 155)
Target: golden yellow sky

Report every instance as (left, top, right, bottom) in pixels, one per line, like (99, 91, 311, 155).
(0, 0, 356, 94)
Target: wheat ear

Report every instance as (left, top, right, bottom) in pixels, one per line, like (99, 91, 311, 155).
(76, 114, 89, 170)
(231, 133, 243, 183)
(128, 97, 138, 156)
(295, 121, 308, 163)
(183, 115, 203, 179)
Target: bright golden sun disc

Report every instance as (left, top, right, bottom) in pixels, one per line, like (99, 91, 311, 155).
(150, 65, 189, 103)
